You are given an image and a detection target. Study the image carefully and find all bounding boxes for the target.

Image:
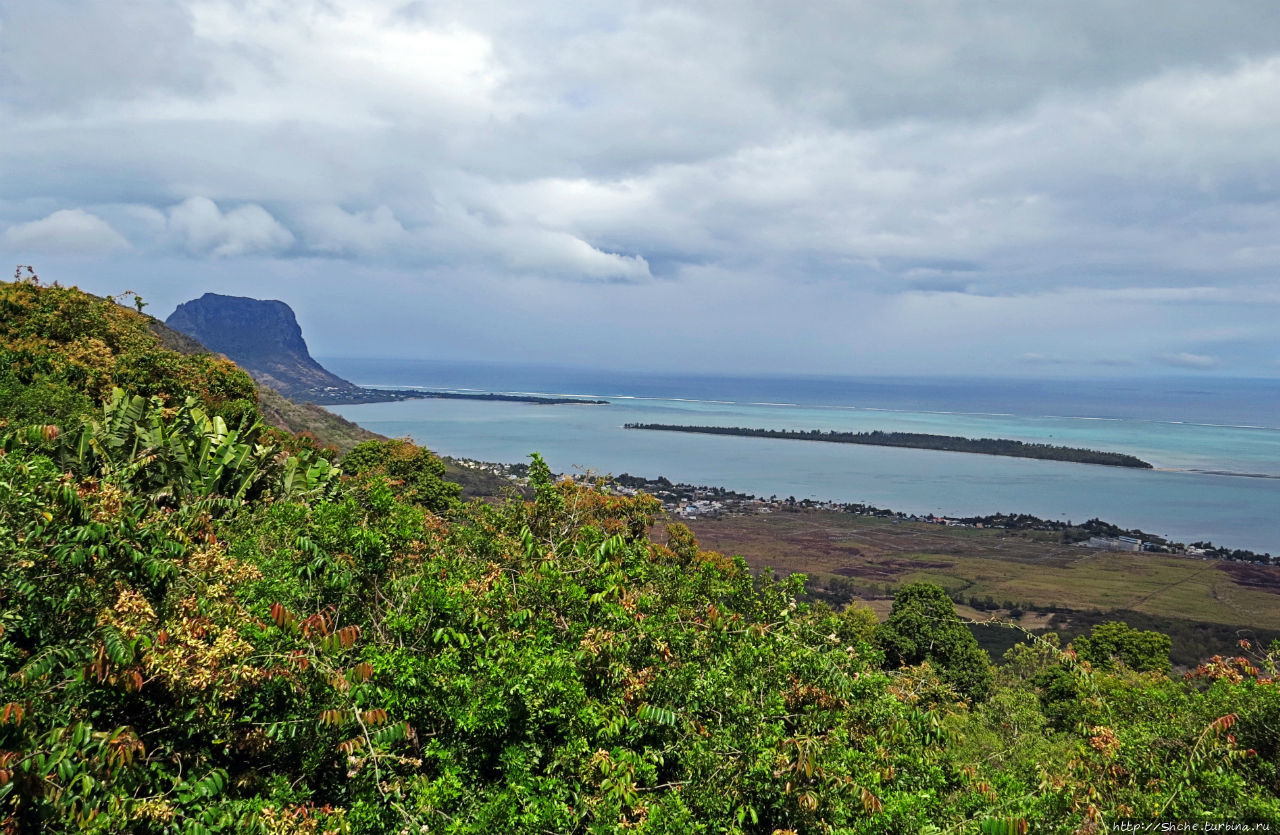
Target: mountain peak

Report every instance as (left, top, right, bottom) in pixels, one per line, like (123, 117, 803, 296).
(166, 294, 366, 402)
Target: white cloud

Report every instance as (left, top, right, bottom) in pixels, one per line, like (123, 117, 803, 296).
(1155, 352, 1221, 370)
(495, 228, 651, 281)
(2, 1, 1280, 372)
(1020, 353, 1071, 365)
(1, 209, 129, 254)
(166, 197, 294, 257)
(297, 205, 408, 255)
(179, 0, 506, 129)
(1020, 352, 1134, 367)
(291, 199, 650, 280)
(414, 202, 653, 281)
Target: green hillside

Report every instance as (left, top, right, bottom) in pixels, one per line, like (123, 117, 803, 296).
(0, 276, 1277, 832)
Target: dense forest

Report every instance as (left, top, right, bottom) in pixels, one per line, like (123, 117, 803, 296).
(625, 424, 1153, 469)
(0, 276, 1276, 832)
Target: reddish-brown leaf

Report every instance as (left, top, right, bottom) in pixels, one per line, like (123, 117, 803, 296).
(269, 603, 298, 631)
(359, 709, 389, 726)
(1211, 713, 1239, 734)
(301, 612, 331, 638)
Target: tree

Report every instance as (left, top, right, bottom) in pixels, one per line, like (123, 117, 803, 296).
(1073, 621, 1172, 673)
(876, 582, 994, 701)
(341, 438, 461, 513)
(665, 522, 699, 562)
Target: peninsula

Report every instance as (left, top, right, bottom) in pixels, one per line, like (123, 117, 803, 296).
(624, 423, 1153, 468)
(365, 388, 608, 406)
(166, 294, 605, 406)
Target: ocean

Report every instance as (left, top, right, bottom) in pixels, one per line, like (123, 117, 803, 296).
(322, 358, 1280, 554)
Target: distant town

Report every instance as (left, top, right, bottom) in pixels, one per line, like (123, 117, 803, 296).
(445, 457, 1274, 565)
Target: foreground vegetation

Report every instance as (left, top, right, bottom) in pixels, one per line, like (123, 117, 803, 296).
(625, 424, 1153, 468)
(1, 277, 1277, 832)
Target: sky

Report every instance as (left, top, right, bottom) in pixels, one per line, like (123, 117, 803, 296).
(2, 1, 1280, 377)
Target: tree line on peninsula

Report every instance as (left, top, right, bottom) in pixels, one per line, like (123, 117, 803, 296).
(625, 423, 1154, 468)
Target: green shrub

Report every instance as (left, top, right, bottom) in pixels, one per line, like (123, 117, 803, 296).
(877, 582, 995, 701)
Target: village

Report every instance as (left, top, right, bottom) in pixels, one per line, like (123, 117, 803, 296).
(445, 457, 1272, 565)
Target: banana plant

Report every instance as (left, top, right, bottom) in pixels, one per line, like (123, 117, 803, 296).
(3, 388, 337, 507)
(1, 389, 148, 475)
(127, 395, 266, 503)
(279, 453, 339, 501)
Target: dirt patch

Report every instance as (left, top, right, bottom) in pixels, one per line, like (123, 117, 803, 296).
(832, 558, 953, 581)
(1013, 611, 1057, 630)
(1217, 562, 1280, 595)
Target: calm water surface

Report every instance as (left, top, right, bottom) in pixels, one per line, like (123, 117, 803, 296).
(324, 359, 1280, 554)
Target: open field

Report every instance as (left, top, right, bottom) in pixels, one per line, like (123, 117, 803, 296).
(676, 510, 1280, 632)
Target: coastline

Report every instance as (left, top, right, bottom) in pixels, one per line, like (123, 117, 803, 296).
(313, 387, 609, 406)
(625, 423, 1153, 469)
(323, 369, 1280, 554)
(442, 456, 1275, 565)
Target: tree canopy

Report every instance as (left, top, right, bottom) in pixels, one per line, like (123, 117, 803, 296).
(1074, 620, 1173, 674)
(876, 582, 995, 702)
(0, 278, 1277, 832)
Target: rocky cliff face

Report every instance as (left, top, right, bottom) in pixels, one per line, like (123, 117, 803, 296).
(165, 293, 372, 403)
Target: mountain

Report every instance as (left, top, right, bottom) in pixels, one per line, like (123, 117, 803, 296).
(151, 311, 382, 451)
(3, 278, 1275, 831)
(165, 293, 390, 404)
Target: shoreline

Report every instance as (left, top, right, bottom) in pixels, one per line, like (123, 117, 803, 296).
(443, 456, 1275, 565)
(325, 384, 1276, 555)
(625, 423, 1153, 469)
(315, 387, 609, 406)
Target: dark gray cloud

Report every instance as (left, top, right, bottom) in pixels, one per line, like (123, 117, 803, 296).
(0, 0, 214, 111)
(732, 1, 1280, 125)
(1, 0, 1278, 375)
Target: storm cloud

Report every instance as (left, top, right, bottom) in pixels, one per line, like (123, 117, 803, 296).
(2, 0, 1279, 375)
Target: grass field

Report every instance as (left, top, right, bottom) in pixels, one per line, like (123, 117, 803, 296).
(677, 510, 1280, 633)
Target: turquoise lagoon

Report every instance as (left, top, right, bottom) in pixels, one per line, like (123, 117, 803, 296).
(325, 360, 1280, 554)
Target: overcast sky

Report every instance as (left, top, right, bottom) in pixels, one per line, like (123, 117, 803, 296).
(3, 1, 1279, 377)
